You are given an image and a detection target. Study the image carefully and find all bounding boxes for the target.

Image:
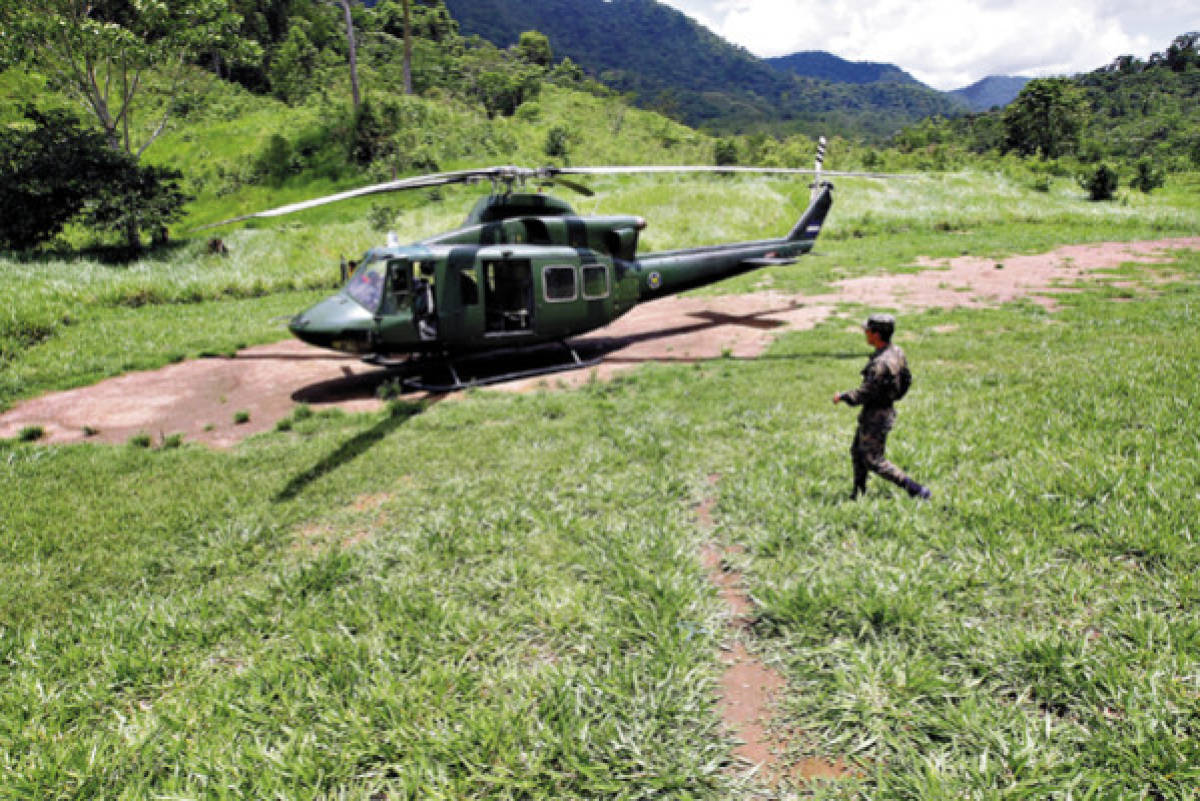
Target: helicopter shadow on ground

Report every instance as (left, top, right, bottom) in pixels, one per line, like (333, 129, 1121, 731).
(289, 365, 397, 404)
(570, 306, 862, 366)
(274, 397, 440, 502)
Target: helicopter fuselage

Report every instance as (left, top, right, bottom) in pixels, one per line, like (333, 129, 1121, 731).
(288, 186, 833, 359)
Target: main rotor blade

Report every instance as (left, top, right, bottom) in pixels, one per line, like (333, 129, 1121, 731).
(190, 162, 913, 233)
(191, 167, 524, 231)
(546, 176, 595, 196)
(543, 165, 916, 179)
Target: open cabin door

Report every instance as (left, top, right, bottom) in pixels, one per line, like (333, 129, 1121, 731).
(483, 258, 534, 336)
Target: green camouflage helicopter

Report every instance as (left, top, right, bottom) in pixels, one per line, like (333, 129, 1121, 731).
(207, 139, 879, 390)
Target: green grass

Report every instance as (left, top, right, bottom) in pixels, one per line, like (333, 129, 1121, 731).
(2, 247, 1197, 797)
(713, 254, 1200, 797)
(3, 71, 1200, 793)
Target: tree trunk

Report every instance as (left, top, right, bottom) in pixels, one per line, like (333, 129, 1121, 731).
(340, 0, 361, 108)
(402, 0, 412, 95)
(124, 217, 142, 252)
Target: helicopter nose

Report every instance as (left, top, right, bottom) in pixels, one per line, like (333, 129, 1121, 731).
(288, 294, 374, 352)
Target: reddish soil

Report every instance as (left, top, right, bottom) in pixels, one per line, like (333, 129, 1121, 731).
(698, 474, 847, 788)
(2, 237, 1195, 447)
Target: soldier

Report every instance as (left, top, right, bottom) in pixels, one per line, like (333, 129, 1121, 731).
(833, 314, 931, 500)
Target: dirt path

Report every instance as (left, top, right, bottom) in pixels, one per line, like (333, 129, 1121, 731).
(2, 238, 1195, 447)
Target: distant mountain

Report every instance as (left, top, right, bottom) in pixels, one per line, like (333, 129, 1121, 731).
(949, 75, 1031, 111)
(440, 0, 966, 139)
(765, 51, 922, 87)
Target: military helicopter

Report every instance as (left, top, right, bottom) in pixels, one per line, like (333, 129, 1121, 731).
(206, 139, 878, 390)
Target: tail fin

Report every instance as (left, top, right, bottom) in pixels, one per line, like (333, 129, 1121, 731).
(787, 182, 833, 242)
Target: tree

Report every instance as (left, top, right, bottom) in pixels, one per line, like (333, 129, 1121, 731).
(270, 21, 321, 103)
(516, 31, 552, 68)
(0, 106, 188, 251)
(1002, 78, 1090, 158)
(402, 0, 413, 94)
(0, 107, 124, 250)
(1, 1, 256, 247)
(334, 0, 361, 107)
(2, 1, 258, 159)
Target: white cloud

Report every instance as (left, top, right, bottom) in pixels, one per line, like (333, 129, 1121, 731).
(656, 0, 1199, 89)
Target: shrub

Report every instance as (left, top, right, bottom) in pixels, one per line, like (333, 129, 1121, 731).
(713, 138, 739, 166)
(367, 202, 401, 231)
(233, 410, 251, 424)
(0, 107, 127, 250)
(18, 425, 44, 442)
(1129, 157, 1165, 193)
(544, 125, 570, 159)
(255, 134, 297, 186)
(1079, 163, 1118, 201)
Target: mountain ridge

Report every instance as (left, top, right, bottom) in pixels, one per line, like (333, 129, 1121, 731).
(439, 0, 968, 139)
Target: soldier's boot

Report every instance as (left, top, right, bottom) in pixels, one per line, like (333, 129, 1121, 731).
(902, 478, 931, 500)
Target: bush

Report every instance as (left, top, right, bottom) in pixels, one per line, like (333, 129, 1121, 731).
(713, 138, 739, 166)
(0, 107, 127, 250)
(255, 134, 297, 186)
(1079, 163, 1118, 201)
(1129, 157, 1165, 193)
(18, 425, 44, 442)
(0, 105, 190, 251)
(544, 125, 570, 159)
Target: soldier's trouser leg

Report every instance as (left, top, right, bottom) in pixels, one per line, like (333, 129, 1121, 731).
(849, 431, 869, 497)
(852, 408, 914, 494)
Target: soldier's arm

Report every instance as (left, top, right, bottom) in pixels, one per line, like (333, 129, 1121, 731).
(839, 361, 888, 406)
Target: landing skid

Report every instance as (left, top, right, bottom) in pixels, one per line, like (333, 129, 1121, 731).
(368, 341, 601, 393)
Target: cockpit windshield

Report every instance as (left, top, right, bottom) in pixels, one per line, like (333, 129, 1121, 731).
(345, 256, 386, 312)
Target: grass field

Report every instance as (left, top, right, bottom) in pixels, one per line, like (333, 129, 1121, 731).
(2, 163, 1198, 797)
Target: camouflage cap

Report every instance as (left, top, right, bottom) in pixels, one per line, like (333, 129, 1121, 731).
(863, 313, 896, 339)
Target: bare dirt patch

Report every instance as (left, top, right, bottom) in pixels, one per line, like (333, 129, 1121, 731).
(2, 238, 1195, 447)
(698, 474, 847, 788)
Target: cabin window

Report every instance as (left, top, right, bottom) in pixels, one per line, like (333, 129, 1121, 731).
(543, 265, 577, 302)
(581, 264, 609, 299)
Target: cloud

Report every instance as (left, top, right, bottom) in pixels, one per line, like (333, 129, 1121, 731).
(656, 0, 1198, 89)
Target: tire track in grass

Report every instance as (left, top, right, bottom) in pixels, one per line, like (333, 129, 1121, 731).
(696, 474, 848, 790)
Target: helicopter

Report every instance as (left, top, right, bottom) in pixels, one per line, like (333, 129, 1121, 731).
(205, 139, 882, 391)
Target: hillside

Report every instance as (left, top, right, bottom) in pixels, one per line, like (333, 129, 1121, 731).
(765, 51, 923, 87)
(440, 0, 965, 139)
(949, 75, 1031, 111)
(895, 33, 1200, 169)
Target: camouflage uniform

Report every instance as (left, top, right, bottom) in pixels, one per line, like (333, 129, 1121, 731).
(838, 315, 929, 499)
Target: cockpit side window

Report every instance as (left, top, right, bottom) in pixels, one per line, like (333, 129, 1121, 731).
(346, 257, 387, 312)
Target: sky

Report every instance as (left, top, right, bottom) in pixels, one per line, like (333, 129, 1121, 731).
(653, 0, 1199, 90)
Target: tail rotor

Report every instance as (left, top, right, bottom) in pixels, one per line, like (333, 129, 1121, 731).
(812, 135, 828, 203)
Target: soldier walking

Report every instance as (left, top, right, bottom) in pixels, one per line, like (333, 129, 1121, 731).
(833, 314, 931, 500)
